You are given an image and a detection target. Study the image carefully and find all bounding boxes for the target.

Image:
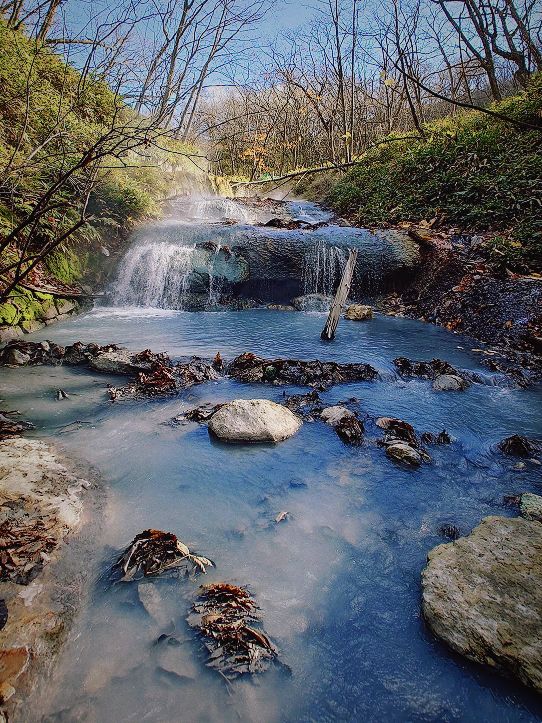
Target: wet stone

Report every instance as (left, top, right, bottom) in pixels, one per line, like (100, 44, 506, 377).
(499, 435, 542, 458)
(228, 352, 377, 389)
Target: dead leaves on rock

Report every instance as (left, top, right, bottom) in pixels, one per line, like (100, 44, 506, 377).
(0, 517, 58, 584)
(114, 529, 214, 581)
(188, 583, 278, 680)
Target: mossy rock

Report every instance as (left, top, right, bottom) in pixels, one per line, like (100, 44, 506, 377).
(0, 301, 21, 325)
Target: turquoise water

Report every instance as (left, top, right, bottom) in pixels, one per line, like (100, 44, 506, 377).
(2, 306, 542, 722)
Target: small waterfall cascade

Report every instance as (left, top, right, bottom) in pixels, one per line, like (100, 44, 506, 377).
(302, 239, 349, 296)
(109, 195, 256, 310)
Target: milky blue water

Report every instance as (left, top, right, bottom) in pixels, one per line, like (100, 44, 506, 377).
(2, 199, 541, 722)
(2, 306, 541, 723)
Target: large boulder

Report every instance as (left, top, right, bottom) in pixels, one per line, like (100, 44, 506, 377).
(344, 304, 373, 321)
(208, 399, 301, 443)
(422, 516, 542, 693)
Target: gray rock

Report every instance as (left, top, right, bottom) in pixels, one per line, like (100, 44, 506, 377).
(432, 374, 470, 391)
(208, 399, 301, 443)
(520, 493, 542, 523)
(344, 304, 373, 321)
(320, 406, 354, 426)
(155, 642, 197, 680)
(89, 349, 140, 375)
(138, 583, 172, 628)
(422, 515, 542, 693)
(54, 299, 76, 316)
(386, 442, 423, 466)
(291, 294, 332, 312)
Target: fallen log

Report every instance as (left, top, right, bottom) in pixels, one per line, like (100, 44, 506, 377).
(321, 249, 358, 341)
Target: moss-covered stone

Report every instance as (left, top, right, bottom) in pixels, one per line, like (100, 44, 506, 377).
(0, 301, 20, 325)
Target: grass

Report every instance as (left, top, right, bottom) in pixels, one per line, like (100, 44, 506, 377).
(318, 74, 542, 271)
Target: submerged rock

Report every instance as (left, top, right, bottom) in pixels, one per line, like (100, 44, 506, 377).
(208, 399, 301, 443)
(344, 304, 373, 321)
(292, 294, 332, 312)
(228, 352, 377, 389)
(432, 374, 471, 392)
(520, 493, 542, 522)
(422, 516, 542, 693)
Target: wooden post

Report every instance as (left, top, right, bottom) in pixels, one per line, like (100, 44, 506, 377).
(320, 249, 358, 341)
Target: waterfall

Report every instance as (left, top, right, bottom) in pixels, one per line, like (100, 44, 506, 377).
(111, 241, 198, 309)
(302, 239, 349, 296)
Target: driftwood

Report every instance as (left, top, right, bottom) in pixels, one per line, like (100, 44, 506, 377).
(321, 249, 358, 341)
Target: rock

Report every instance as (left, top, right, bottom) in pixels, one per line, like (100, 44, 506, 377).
(394, 357, 461, 379)
(291, 294, 332, 312)
(228, 352, 377, 388)
(0, 647, 29, 703)
(386, 442, 423, 466)
(344, 304, 373, 321)
(376, 417, 418, 446)
(432, 374, 470, 391)
(3, 348, 30, 366)
(89, 349, 144, 375)
(0, 326, 23, 344)
(138, 583, 172, 627)
(320, 406, 354, 426)
(54, 299, 76, 315)
(335, 415, 364, 444)
(499, 435, 542, 458)
(155, 640, 197, 680)
(208, 399, 301, 443)
(20, 319, 45, 334)
(267, 304, 296, 311)
(422, 516, 542, 693)
(520, 493, 542, 522)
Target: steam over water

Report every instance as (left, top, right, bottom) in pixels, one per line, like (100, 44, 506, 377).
(4, 196, 541, 722)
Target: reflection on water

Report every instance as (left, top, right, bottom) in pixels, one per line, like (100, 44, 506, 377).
(2, 309, 542, 722)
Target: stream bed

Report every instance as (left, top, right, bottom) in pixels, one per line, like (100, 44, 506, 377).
(2, 199, 542, 722)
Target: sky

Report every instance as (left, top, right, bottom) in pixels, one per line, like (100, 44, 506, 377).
(263, 1, 315, 32)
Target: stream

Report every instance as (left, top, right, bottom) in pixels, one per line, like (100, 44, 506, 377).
(2, 197, 542, 722)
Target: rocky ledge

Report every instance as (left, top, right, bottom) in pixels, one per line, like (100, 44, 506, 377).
(422, 515, 542, 693)
(0, 436, 97, 718)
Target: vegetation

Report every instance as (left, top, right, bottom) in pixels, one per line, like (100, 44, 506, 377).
(0, 20, 201, 311)
(321, 75, 542, 270)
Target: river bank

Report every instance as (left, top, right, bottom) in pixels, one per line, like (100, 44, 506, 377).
(0, 430, 103, 720)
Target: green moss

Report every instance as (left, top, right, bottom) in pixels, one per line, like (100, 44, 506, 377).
(46, 248, 87, 284)
(0, 301, 20, 324)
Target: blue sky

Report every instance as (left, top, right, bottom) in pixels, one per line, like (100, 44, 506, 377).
(262, 1, 315, 33)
